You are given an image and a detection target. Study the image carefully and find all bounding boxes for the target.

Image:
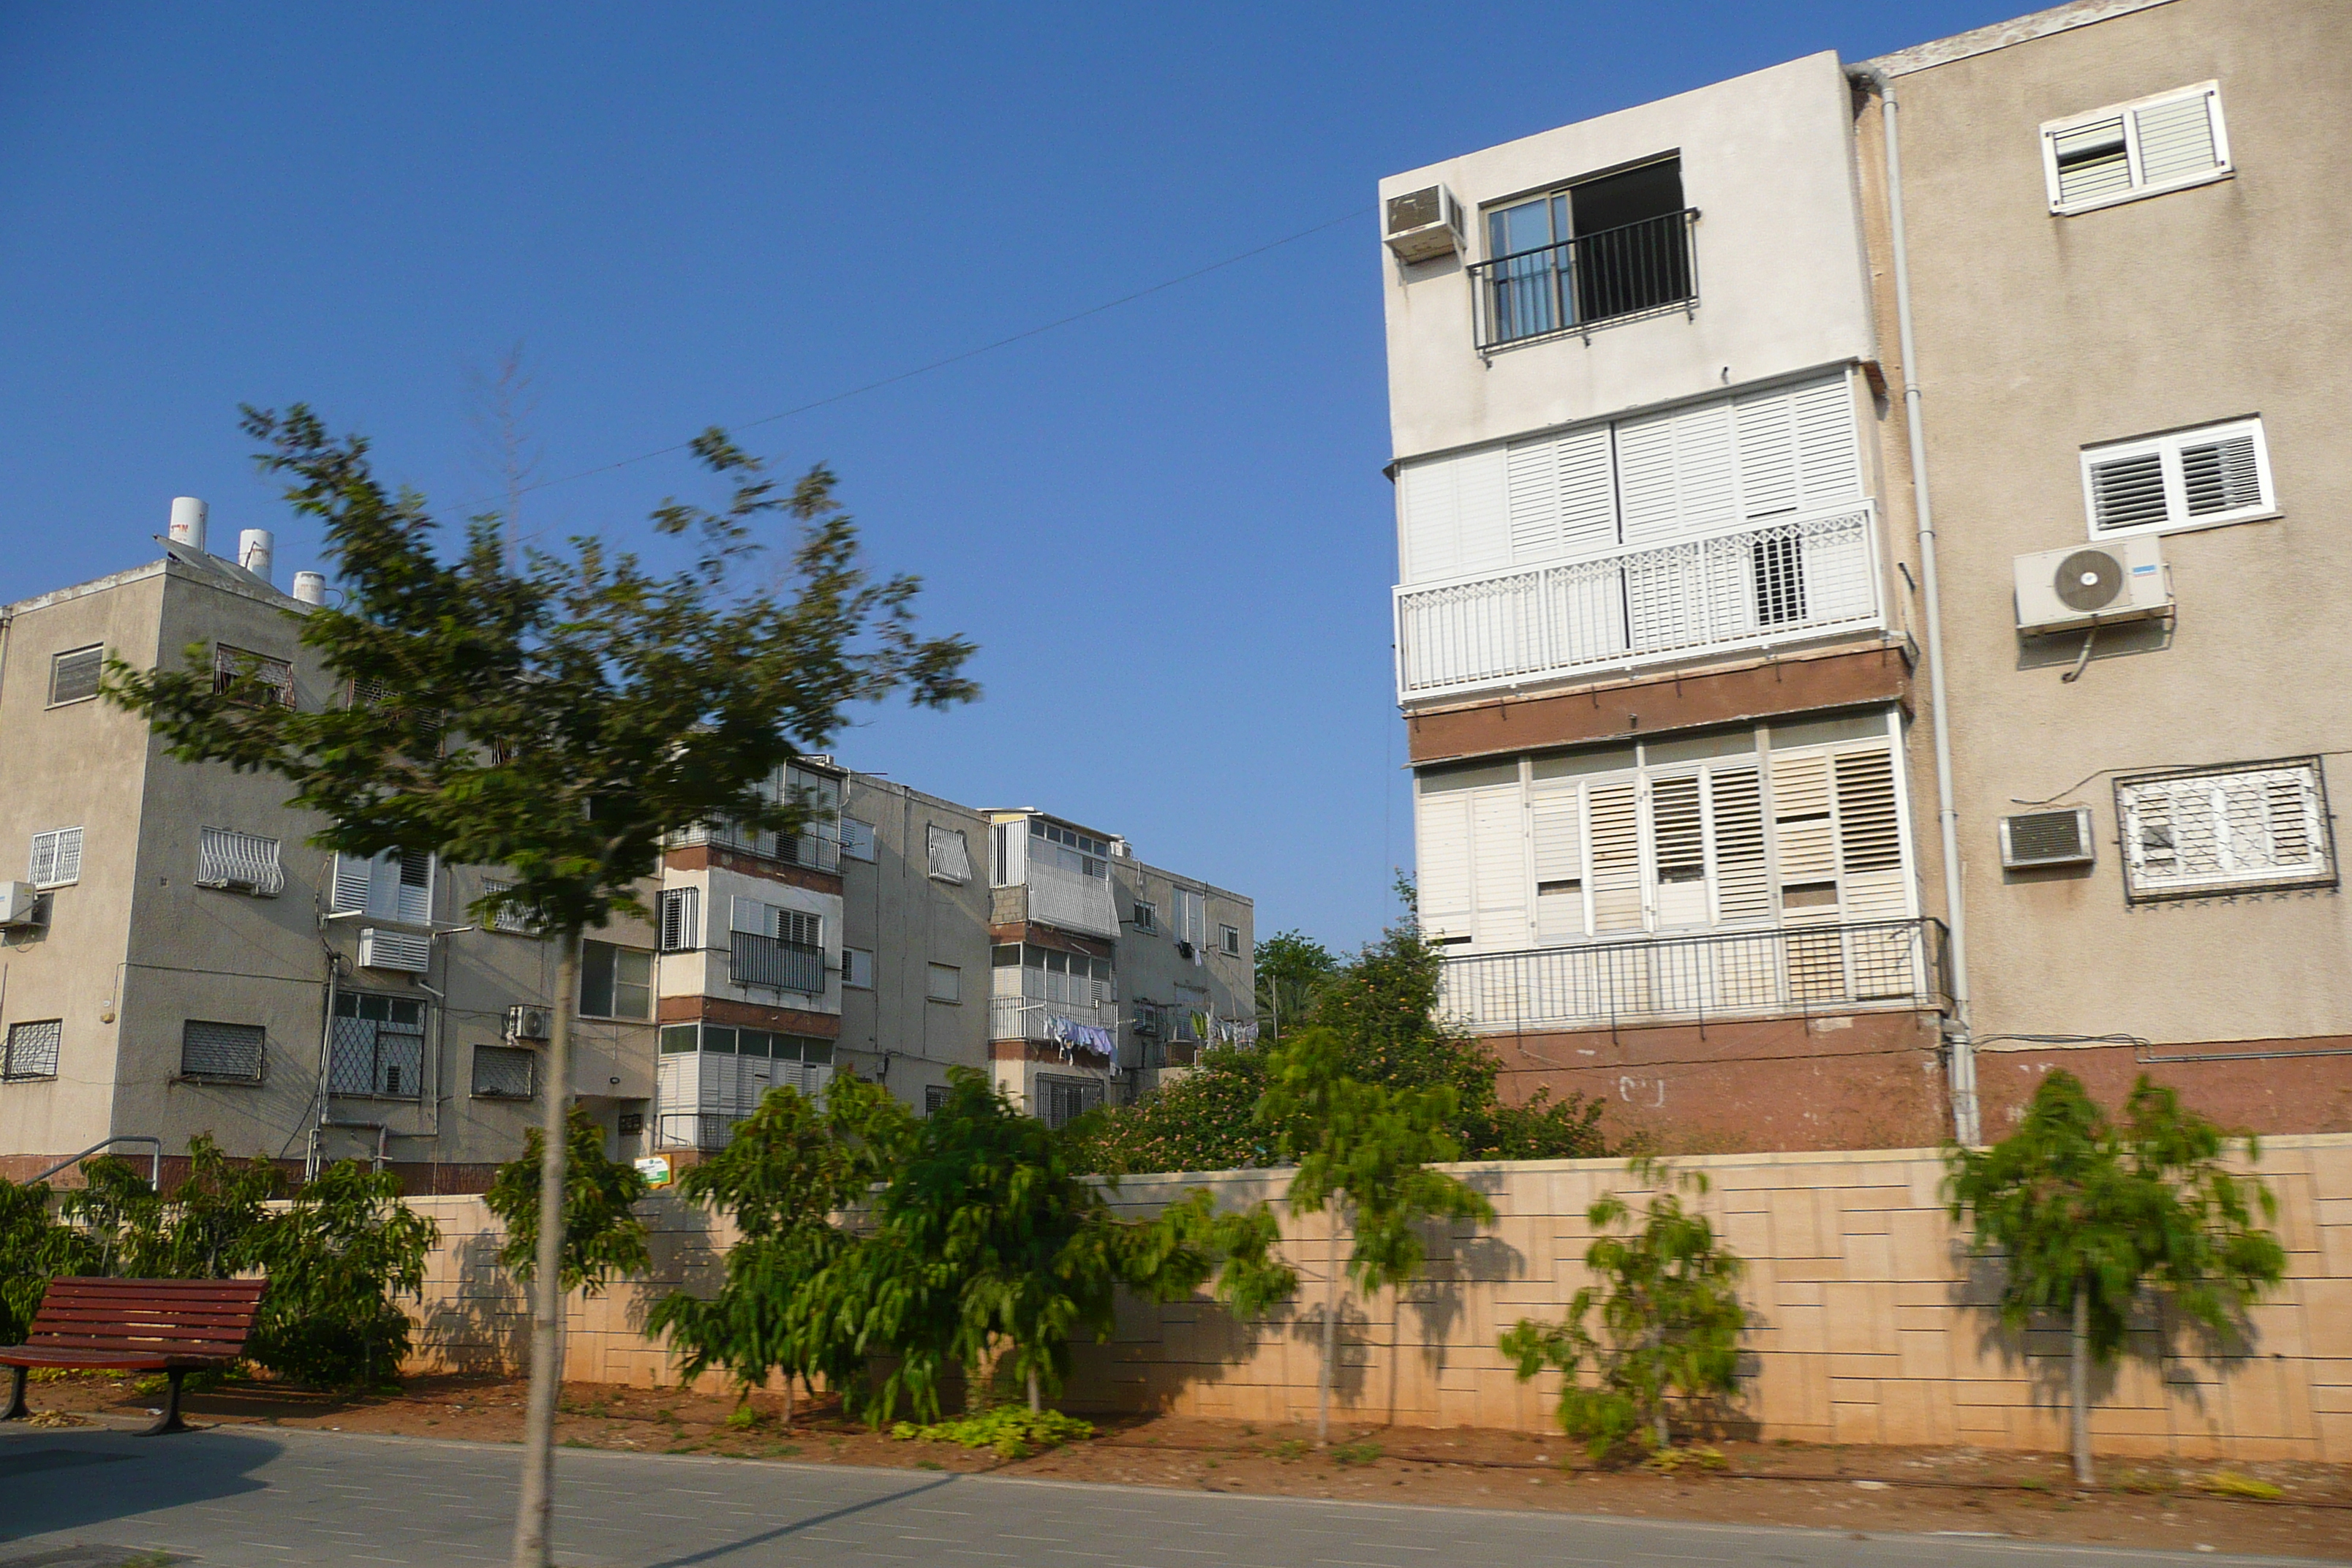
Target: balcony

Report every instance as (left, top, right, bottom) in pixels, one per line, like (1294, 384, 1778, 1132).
(1469, 209, 1697, 352)
(675, 818, 841, 874)
(729, 931, 826, 995)
(990, 994, 1120, 1048)
(1394, 504, 1881, 701)
(1439, 918, 1949, 1035)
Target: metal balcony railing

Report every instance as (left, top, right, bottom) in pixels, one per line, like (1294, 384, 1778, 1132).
(1394, 504, 1881, 701)
(1438, 918, 1951, 1035)
(1469, 209, 1698, 351)
(990, 995, 1119, 1045)
(674, 818, 841, 873)
(729, 932, 827, 995)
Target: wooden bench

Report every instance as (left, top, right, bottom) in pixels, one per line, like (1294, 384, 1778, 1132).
(0, 1277, 268, 1434)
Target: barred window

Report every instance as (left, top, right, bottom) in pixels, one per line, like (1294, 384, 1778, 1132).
(2116, 758, 2334, 902)
(2, 1019, 63, 1081)
(180, 1020, 265, 1082)
(1035, 1074, 1103, 1129)
(481, 878, 541, 935)
(197, 827, 286, 896)
(29, 827, 83, 889)
(927, 825, 972, 883)
(213, 644, 295, 709)
(471, 1044, 536, 1099)
(48, 646, 103, 706)
(924, 1084, 949, 1116)
(328, 992, 427, 1098)
(657, 887, 699, 952)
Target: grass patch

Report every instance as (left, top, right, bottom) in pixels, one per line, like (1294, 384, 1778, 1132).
(1269, 1439, 1311, 1462)
(889, 1406, 1096, 1460)
(1646, 1445, 1725, 1474)
(1330, 1441, 1383, 1467)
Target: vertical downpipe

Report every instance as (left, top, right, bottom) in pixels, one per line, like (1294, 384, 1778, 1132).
(1866, 65, 1978, 1145)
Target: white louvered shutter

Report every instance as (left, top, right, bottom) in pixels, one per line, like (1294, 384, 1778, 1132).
(1708, 767, 1771, 924)
(1506, 425, 1617, 562)
(2051, 115, 2132, 206)
(732, 894, 776, 936)
(1469, 785, 1529, 949)
(1415, 793, 1474, 938)
(1833, 749, 1909, 919)
(1771, 752, 1838, 919)
(1586, 780, 1644, 933)
(1529, 793, 1585, 943)
(1733, 374, 1861, 519)
(2133, 88, 2222, 186)
(395, 850, 433, 924)
(331, 851, 375, 914)
(1398, 446, 1509, 583)
(1649, 776, 1708, 928)
(1615, 397, 1739, 545)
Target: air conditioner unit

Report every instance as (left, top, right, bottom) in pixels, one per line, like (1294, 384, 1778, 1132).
(358, 927, 431, 973)
(1384, 184, 1466, 263)
(1131, 1013, 1160, 1038)
(2013, 537, 2169, 635)
(1999, 807, 2096, 870)
(505, 1004, 553, 1043)
(0, 881, 43, 929)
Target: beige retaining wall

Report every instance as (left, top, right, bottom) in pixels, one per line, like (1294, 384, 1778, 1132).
(402, 1134, 2352, 1460)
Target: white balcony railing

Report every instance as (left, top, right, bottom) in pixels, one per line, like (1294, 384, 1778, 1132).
(1394, 504, 1881, 701)
(990, 994, 1120, 1045)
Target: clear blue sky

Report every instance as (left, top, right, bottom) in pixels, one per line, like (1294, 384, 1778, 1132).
(0, 1, 2021, 955)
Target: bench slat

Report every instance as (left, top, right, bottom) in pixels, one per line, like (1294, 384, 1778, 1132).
(32, 1313, 263, 1333)
(40, 1283, 265, 1303)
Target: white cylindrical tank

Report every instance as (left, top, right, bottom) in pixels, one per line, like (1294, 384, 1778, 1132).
(238, 528, 274, 584)
(168, 497, 208, 551)
(292, 570, 327, 606)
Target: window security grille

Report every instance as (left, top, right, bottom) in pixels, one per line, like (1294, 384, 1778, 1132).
(1036, 1074, 1103, 1130)
(29, 828, 84, 889)
(924, 1084, 949, 1115)
(196, 827, 286, 895)
(2043, 83, 2228, 214)
(48, 646, 103, 706)
(181, 1020, 265, 1082)
(471, 1044, 536, 1099)
(927, 825, 972, 883)
(2083, 419, 2270, 538)
(2115, 759, 2334, 902)
(212, 645, 295, 709)
(329, 993, 426, 1098)
(657, 886, 700, 952)
(481, 879, 540, 935)
(1, 1019, 62, 1080)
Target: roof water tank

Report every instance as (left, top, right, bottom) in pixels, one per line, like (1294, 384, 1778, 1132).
(168, 497, 208, 551)
(238, 529, 274, 584)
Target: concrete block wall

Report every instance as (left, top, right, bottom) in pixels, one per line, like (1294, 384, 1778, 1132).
(398, 1134, 2352, 1459)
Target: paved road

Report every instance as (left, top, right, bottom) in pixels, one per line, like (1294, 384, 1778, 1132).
(0, 1423, 2335, 1568)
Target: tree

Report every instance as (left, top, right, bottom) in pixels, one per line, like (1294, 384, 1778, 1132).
(647, 1076, 912, 1426)
(243, 1160, 442, 1388)
(1500, 1159, 1746, 1456)
(1258, 1026, 1495, 1444)
(485, 1106, 652, 1295)
(0, 1181, 99, 1346)
(1254, 929, 1336, 1041)
(107, 406, 975, 1568)
(1947, 1071, 2285, 1485)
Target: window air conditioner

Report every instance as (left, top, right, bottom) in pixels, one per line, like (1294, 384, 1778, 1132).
(0, 881, 43, 929)
(358, 927, 431, 973)
(505, 1004, 554, 1043)
(1131, 1012, 1160, 1037)
(2013, 537, 2169, 635)
(1999, 807, 2096, 870)
(1384, 184, 1466, 264)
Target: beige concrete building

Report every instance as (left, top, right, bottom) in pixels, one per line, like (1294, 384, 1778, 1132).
(1381, 0, 2351, 1150)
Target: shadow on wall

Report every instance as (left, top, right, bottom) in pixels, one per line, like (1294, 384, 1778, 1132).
(418, 1227, 530, 1377)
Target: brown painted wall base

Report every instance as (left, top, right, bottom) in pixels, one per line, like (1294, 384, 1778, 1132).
(1976, 1040, 2352, 1137)
(1489, 1009, 1951, 1153)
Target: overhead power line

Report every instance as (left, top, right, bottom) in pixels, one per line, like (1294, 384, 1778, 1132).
(521, 203, 1375, 497)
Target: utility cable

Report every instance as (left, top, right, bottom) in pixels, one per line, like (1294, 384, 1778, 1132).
(520, 205, 1374, 497)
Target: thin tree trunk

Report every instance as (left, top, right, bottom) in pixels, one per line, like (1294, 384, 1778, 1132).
(513, 932, 578, 1568)
(1318, 1205, 1341, 1447)
(2070, 1278, 2093, 1487)
(783, 1377, 794, 1431)
(1027, 1368, 1041, 1414)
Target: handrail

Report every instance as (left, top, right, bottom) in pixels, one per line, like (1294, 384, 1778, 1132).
(26, 1135, 163, 1188)
(1469, 208, 1699, 350)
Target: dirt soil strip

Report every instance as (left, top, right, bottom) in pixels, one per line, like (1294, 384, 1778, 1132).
(20, 1370, 2352, 1561)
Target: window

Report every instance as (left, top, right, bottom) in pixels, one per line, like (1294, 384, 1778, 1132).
(2043, 83, 2229, 214)
(1017, 946, 1114, 1007)
(657, 887, 701, 952)
(581, 941, 654, 1019)
(180, 1020, 265, 1082)
(2, 1019, 62, 1081)
(730, 895, 820, 949)
(1131, 900, 1158, 932)
(924, 1084, 950, 1116)
(29, 828, 83, 889)
(328, 992, 426, 1098)
(471, 1044, 536, 1099)
(1476, 158, 1691, 347)
(331, 848, 434, 924)
(840, 817, 877, 862)
(843, 946, 874, 990)
(2116, 758, 2334, 902)
(196, 827, 285, 896)
(481, 879, 540, 935)
(1035, 1074, 1104, 1130)
(212, 644, 295, 709)
(1219, 924, 1243, 957)
(927, 825, 972, 883)
(48, 646, 102, 706)
(927, 962, 962, 1003)
(2082, 418, 2272, 538)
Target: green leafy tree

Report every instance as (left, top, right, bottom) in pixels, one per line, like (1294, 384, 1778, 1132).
(1259, 1026, 1496, 1444)
(1947, 1071, 2285, 1485)
(0, 1181, 100, 1344)
(107, 407, 973, 1567)
(1254, 929, 1337, 1041)
(1501, 1159, 1745, 1457)
(1063, 1043, 1277, 1176)
(486, 1106, 652, 1294)
(243, 1160, 442, 1389)
(647, 1077, 913, 1426)
(56, 1158, 163, 1276)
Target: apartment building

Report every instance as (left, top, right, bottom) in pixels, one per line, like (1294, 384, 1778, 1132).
(0, 519, 1256, 1184)
(1381, 0, 2351, 1150)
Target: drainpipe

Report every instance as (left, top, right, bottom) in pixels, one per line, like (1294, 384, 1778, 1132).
(1856, 63, 1978, 1145)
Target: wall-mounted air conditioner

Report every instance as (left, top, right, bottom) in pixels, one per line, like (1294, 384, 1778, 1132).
(2013, 537, 2169, 635)
(505, 1004, 553, 1043)
(0, 882, 43, 929)
(1999, 807, 2096, 870)
(358, 927, 431, 973)
(1131, 1012, 1160, 1037)
(1384, 184, 1466, 263)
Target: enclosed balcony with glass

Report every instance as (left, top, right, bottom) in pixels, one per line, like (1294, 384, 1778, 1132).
(988, 813, 1123, 940)
(990, 942, 1119, 1058)
(669, 761, 844, 872)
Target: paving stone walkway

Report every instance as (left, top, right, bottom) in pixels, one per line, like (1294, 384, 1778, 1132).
(0, 1425, 2329, 1567)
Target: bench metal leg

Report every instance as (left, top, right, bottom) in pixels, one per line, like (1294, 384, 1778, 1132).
(1, 1365, 24, 1422)
(142, 1368, 189, 1436)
